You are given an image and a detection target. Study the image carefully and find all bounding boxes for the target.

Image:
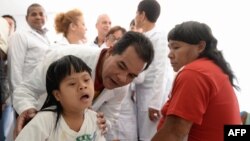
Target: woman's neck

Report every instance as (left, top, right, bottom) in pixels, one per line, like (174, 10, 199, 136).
(66, 34, 81, 44)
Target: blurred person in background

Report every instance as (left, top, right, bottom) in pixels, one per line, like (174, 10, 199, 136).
(54, 9, 87, 45)
(0, 16, 12, 141)
(133, 0, 174, 140)
(100, 25, 126, 49)
(91, 14, 111, 47)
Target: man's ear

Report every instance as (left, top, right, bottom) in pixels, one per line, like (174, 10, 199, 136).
(52, 90, 60, 101)
(95, 23, 98, 29)
(141, 11, 146, 21)
(106, 47, 114, 56)
(26, 15, 28, 22)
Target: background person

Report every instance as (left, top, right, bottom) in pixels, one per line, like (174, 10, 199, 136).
(100, 25, 126, 49)
(133, 0, 174, 140)
(54, 9, 87, 45)
(2, 15, 16, 35)
(91, 14, 111, 47)
(7, 3, 52, 106)
(0, 16, 10, 141)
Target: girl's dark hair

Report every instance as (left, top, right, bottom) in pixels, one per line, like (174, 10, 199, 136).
(41, 55, 92, 129)
(168, 21, 239, 90)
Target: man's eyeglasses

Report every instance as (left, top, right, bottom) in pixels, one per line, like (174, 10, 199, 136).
(107, 34, 119, 43)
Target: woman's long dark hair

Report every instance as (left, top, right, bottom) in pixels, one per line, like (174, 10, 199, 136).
(41, 55, 92, 129)
(168, 21, 240, 90)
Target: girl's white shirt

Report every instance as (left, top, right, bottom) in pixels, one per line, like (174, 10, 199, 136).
(15, 109, 106, 141)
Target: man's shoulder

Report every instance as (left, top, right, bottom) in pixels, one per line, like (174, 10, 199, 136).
(146, 27, 167, 42)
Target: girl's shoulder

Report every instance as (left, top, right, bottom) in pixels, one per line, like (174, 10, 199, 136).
(85, 109, 97, 118)
(84, 109, 99, 125)
(37, 106, 58, 120)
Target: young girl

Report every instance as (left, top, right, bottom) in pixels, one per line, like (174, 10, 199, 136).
(15, 55, 106, 141)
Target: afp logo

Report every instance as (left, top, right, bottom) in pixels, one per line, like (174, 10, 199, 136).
(224, 125, 250, 141)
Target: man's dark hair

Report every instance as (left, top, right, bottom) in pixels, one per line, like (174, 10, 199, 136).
(106, 26, 127, 38)
(137, 0, 161, 23)
(26, 3, 44, 16)
(130, 19, 135, 27)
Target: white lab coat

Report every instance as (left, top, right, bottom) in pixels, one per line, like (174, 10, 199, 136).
(54, 36, 70, 45)
(6, 26, 52, 141)
(115, 84, 137, 141)
(135, 27, 173, 140)
(94, 85, 128, 140)
(7, 26, 51, 93)
(12, 45, 127, 139)
(114, 72, 145, 141)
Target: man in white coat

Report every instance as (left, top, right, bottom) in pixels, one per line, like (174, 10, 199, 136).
(6, 4, 51, 140)
(8, 3, 52, 94)
(134, 0, 173, 140)
(13, 31, 154, 140)
(91, 14, 112, 48)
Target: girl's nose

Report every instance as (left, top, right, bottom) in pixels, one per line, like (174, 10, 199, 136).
(79, 81, 87, 90)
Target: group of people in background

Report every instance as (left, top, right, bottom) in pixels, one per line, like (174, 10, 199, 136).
(0, 0, 245, 141)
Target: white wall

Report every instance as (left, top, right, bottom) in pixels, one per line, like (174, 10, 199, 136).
(1, 0, 249, 111)
(0, 0, 166, 41)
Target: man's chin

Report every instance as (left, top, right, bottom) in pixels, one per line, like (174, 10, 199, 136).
(103, 82, 118, 89)
(104, 84, 115, 89)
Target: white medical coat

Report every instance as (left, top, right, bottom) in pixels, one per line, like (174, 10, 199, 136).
(7, 26, 51, 93)
(135, 27, 173, 140)
(12, 45, 127, 139)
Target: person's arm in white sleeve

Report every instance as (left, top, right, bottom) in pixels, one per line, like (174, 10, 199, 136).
(148, 33, 170, 120)
(13, 59, 47, 115)
(13, 49, 56, 137)
(97, 86, 128, 140)
(8, 32, 28, 91)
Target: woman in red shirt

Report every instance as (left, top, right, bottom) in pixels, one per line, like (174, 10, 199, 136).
(152, 21, 241, 141)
